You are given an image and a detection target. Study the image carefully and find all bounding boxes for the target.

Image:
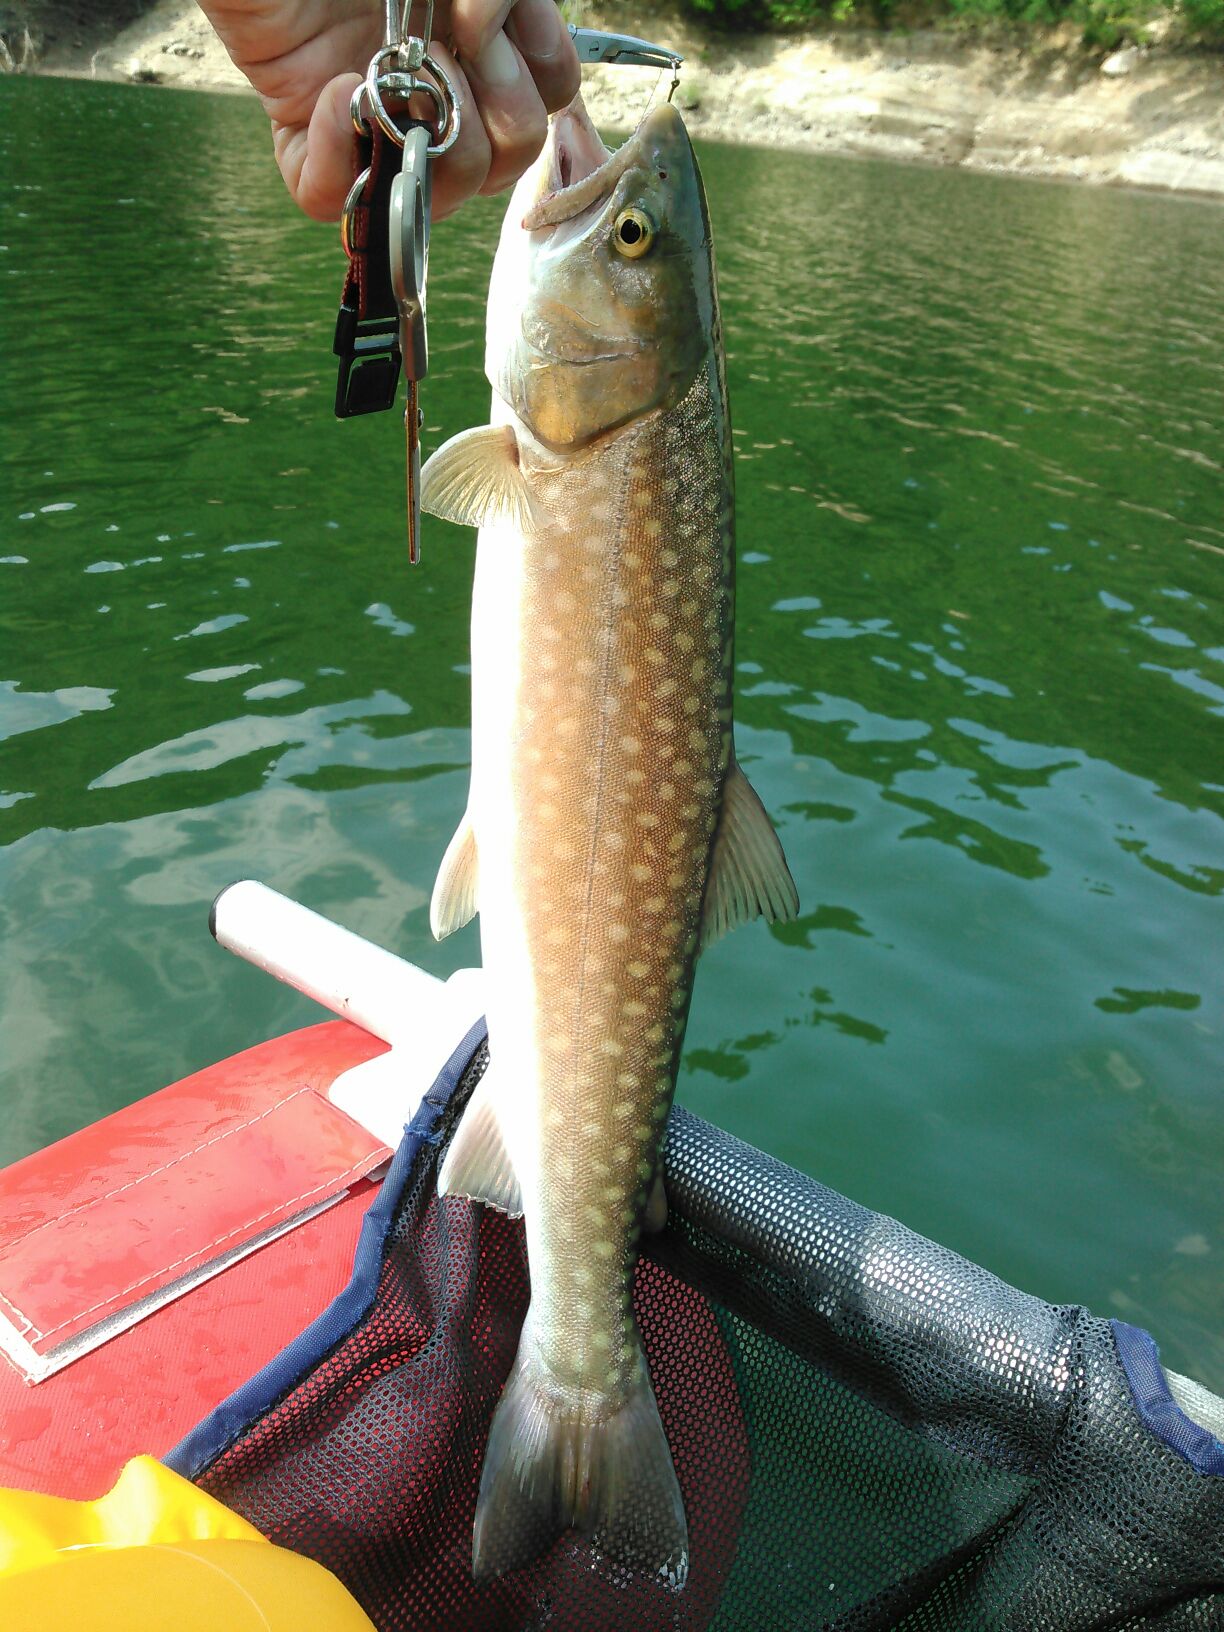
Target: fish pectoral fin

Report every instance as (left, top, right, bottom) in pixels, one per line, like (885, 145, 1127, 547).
(700, 758, 800, 950)
(436, 1063, 523, 1217)
(431, 814, 478, 940)
(419, 424, 538, 532)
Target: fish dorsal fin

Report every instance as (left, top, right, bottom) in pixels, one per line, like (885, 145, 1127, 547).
(420, 424, 537, 532)
(701, 759, 800, 950)
(437, 1063, 522, 1218)
(431, 814, 478, 940)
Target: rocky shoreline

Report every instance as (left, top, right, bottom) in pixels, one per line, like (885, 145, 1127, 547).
(15, 0, 1224, 202)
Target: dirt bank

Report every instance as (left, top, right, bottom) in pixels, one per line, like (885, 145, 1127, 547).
(15, 0, 1224, 202)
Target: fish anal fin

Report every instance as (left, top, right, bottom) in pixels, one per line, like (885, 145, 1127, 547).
(701, 758, 799, 951)
(420, 424, 538, 532)
(437, 1064, 522, 1217)
(431, 815, 478, 941)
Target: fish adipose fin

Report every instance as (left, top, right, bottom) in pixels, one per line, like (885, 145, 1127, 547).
(701, 759, 800, 950)
(437, 1063, 523, 1217)
(473, 1338, 688, 1588)
(420, 424, 538, 532)
(431, 815, 478, 940)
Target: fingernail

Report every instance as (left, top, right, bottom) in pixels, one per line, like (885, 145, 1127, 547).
(511, 1, 562, 60)
(472, 30, 521, 87)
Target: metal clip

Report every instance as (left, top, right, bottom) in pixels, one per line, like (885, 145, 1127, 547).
(390, 124, 431, 565)
(350, 1, 460, 157)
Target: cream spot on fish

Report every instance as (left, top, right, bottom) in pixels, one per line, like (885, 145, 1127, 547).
(658, 783, 675, 800)
(536, 802, 557, 821)
(636, 811, 659, 828)
(645, 519, 662, 538)
(649, 612, 669, 631)
(591, 1331, 612, 1352)
(682, 694, 700, 715)
(655, 716, 675, 734)
(602, 830, 624, 850)
(645, 1024, 666, 1043)
(660, 548, 679, 568)
(652, 1101, 670, 1121)
(673, 759, 693, 777)
(691, 658, 708, 681)
(662, 918, 683, 936)
(618, 663, 636, 685)
(541, 626, 561, 643)
(623, 999, 648, 1017)
(607, 891, 625, 908)
(636, 1158, 653, 1180)
(645, 649, 665, 667)
(642, 896, 665, 914)
(613, 1101, 635, 1119)
(626, 768, 645, 786)
(544, 1107, 565, 1129)
(612, 1144, 629, 1162)
(688, 728, 705, 751)
(556, 718, 578, 737)
(666, 831, 686, 853)
(608, 924, 630, 945)
(612, 585, 630, 608)
(620, 735, 641, 756)
(661, 580, 680, 599)
(546, 1034, 571, 1055)
(576, 656, 596, 676)
(627, 961, 649, 979)
(631, 862, 651, 882)
(592, 1240, 615, 1259)
(544, 925, 567, 945)
(581, 1121, 603, 1138)
(681, 599, 698, 618)
(633, 489, 651, 508)
(573, 1265, 592, 1287)
(655, 678, 678, 699)
(624, 552, 642, 570)
(597, 1037, 625, 1058)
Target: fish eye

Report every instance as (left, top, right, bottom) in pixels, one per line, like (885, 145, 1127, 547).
(613, 208, 655, 259)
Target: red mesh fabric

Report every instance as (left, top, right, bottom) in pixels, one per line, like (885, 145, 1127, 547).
(194, 1046, 748, 1629)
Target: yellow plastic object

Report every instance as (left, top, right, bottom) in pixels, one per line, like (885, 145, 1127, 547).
(0, 1455, 376, 1631)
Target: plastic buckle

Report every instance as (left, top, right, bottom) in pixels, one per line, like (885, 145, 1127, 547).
(333, 303, 402, 418)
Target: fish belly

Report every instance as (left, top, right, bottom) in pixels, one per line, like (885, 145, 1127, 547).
(471, 378, 734, 1400)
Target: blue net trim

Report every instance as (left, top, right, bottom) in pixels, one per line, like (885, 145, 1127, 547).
(1112, 1320, 1224, 1478)
(165, 1018, 486, 1481)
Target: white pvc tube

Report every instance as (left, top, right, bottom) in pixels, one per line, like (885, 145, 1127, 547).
(210, 879, 443, 1044)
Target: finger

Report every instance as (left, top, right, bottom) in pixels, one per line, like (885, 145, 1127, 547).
(272, 72, 363, 222)
(461, 30, 548, 198)
(427, 45, 495, 222)
(504, 0, 581, 114)
(447, 0, 513, 58)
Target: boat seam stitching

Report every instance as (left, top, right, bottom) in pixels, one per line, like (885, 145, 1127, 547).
(34, 1151, 379, 1342)
(0, 1086, 315, 1259)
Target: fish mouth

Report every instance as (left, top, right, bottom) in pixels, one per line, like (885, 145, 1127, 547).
(522, 97, 677, 233)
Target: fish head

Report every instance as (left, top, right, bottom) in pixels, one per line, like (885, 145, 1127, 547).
(487, 97, 717, 454)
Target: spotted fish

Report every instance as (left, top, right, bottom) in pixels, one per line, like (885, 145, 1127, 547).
(421, 95, 798, 1586)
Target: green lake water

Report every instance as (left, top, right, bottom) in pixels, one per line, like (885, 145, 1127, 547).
(1, 77, 1221, 1389)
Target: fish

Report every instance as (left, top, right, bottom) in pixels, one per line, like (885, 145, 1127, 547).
(420, 93, 798, 1586)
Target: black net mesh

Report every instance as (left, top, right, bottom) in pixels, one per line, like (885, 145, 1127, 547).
(188, 1038, 1224, 1629)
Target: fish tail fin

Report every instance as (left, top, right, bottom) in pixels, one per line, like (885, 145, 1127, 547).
(472, 1325, 688, 1588)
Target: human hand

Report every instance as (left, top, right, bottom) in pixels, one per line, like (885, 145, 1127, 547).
(196, 1, 581, 222)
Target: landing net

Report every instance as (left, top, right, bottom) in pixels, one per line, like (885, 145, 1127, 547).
(168, 1024, 1224, 1629)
